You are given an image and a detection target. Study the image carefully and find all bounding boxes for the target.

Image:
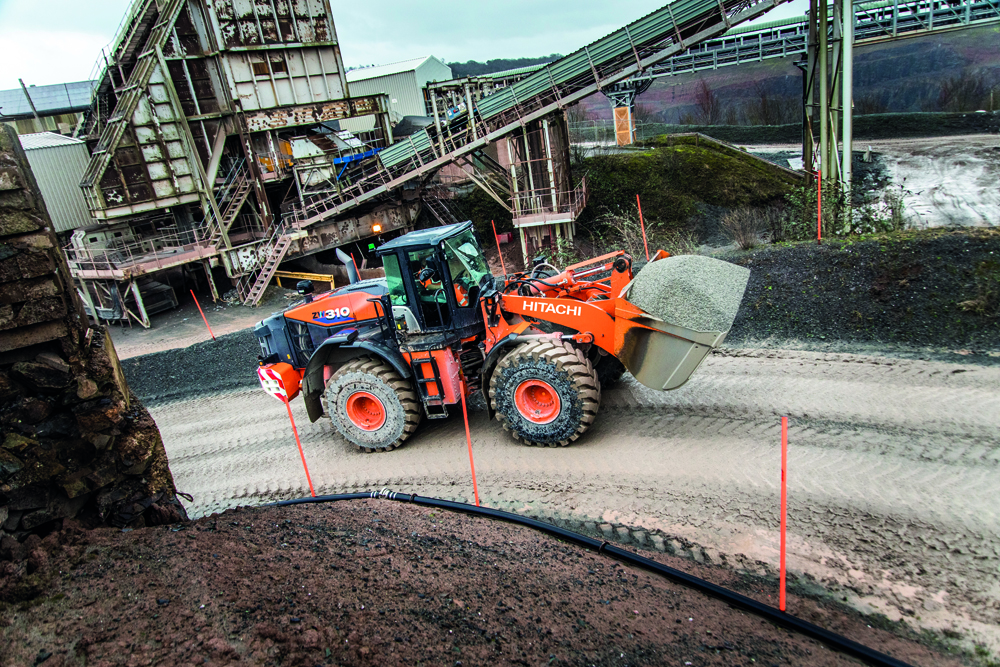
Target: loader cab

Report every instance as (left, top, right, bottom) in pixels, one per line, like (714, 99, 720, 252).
(376, 221, 492, 336)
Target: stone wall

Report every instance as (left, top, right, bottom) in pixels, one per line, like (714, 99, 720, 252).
(0, 125, 186, 550)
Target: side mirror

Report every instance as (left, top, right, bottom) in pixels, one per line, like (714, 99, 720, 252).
(297, 280, 315, 302)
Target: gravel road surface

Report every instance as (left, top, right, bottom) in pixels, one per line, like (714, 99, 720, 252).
(148, 347, 1000, 652)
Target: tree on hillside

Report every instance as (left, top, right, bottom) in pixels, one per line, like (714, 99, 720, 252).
(854, 92, 890, 115)
(448, 55, 562, 77)
(741, 82, 799, 125)
(934, 69, 995, 111)
(679, 80, 725, 125)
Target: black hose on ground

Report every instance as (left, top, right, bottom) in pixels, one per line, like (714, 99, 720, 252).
(272, 490, 913, 667)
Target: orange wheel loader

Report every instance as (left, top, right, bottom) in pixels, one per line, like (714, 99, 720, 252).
(254, 221, 743, 451)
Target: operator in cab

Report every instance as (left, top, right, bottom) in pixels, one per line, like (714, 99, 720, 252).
(415, 258, 469, 306)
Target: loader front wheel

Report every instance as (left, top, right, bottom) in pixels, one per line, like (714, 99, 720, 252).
(489, 340, 600, 447)
(325, 357, 421, 452)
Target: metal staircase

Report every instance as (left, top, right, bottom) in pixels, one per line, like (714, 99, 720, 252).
(423, 197, 463, 226)
(236, 224, 298, 307)
(281, 0, 792, 229)
(79, 0, 186, 193)
(201, 161, 253, 249)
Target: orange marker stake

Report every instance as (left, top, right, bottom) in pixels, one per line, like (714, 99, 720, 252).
(460, 379, 480, 507)
(636, 194, 650, 261)
(780, 415, 788, 611)
(491, 219, 507, 276)
(190, 290, 215, 341)
(284, 396, 316, 497)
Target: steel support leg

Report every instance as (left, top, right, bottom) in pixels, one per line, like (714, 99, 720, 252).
(842, 1, 854, 193)
(130, 281, 151, 329)
(819, 0, 829, 195)
(203, 259, 219, 303)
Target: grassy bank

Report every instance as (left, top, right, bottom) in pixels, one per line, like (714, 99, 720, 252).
(575, 139, 797, 230)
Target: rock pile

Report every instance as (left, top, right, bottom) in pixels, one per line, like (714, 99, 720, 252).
(628, 255, 751, 333)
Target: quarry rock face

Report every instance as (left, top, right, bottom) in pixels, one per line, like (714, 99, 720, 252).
(0, 125, 186, 547)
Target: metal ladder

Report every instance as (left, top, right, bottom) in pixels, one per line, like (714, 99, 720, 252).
(237, 225, 294, 307)
(410, 355, 449, 419)
(422, 197, 462, 226)
(204, 163, 253, 248)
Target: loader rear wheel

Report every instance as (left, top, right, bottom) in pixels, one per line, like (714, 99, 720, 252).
(489, 340, 600, 447)
(325, 357, 421, 452)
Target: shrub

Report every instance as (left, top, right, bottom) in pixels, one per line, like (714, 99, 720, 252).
(719, 208, 768, 250)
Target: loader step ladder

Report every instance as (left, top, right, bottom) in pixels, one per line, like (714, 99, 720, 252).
(411, 355, 449, 419)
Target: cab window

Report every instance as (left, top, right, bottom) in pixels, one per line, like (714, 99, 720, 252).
(442, 229, 491, 308)
(407, 247, 451, 328)
(381, 253, 408, 306)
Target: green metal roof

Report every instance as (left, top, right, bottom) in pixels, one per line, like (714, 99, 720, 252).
(483, 64, 547, 79)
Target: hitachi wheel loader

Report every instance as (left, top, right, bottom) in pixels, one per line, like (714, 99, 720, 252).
(254, 220, 747, 451)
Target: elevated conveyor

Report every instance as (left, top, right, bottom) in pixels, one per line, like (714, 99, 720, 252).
(287, 0, 794, 228)
(623, 0, 1000, 81)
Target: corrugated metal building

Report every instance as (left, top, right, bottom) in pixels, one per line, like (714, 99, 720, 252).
(341, 56, 452, 131)
(19, 132, 94, 234)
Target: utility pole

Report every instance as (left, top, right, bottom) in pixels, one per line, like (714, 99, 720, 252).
(841, 2, 854, 193)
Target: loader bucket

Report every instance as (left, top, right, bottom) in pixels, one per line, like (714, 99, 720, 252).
(614, 303, 727, 390)
(613, 255, 750, 391)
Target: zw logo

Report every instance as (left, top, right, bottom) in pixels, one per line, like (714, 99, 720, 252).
(521, 299, 582, 317)
(312, 307, 352, 321)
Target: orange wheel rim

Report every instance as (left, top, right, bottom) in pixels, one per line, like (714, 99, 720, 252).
(514, 379, 560, 424)
(346, 391, 386, 431)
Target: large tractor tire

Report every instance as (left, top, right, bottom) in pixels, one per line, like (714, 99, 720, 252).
(489, 340, 601, 447)
(594, 354, 627, 389)
(324, 357, 421, 452)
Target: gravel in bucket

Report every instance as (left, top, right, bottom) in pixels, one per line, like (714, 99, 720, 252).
(628, 255, 751, 333)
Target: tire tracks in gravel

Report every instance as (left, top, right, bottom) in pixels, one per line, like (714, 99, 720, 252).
(148, 348, 1000, 648)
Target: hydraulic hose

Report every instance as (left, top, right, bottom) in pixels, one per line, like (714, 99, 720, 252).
(272, 489, 913, 667)
(531, 262, 561, 278)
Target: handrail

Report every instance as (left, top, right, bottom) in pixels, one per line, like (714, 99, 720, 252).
(631, 0, 1000, 81)
(85, 0, 157, 106)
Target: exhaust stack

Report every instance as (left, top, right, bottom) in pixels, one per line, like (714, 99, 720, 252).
(336, 248, 360, 285)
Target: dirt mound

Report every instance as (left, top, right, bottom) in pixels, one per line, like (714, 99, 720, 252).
(120, 328, 261, 404)
(724, 228, 1000, 356)
(0, 501, 961, 667)
(629, 255, 750, 332)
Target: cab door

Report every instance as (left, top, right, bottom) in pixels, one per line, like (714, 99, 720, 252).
(382, 248, 451, 332)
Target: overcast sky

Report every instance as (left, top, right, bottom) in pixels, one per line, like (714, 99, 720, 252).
(0, 0, 809, 91)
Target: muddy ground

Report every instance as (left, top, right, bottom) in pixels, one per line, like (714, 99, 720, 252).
(0, 503, 965, 667)
(746, 135, 1000, 229)
(16, 228, 998, 665)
